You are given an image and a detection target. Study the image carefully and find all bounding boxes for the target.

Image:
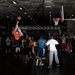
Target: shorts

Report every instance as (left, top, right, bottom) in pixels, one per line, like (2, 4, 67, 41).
(62, 43, 67, 49)
(37, 48, 44, 58)
(15, 40, 20, 47)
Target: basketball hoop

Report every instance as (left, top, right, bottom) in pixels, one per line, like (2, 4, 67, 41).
(53, 18, 61, 26)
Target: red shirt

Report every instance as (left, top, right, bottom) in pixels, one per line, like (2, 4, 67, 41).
(13, 30, 20, 40)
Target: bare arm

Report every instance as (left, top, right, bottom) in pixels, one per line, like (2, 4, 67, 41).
(17, 27, 23, 36)
(16, 21, 23, 36)
(12, 21, 19, 35)
(15, 21, 19, 30)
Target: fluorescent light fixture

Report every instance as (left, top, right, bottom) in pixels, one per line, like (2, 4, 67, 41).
(28, 15, 30, 17)
(7, 16, 9, 18)
(72, 14, 73, 16)
(20, 7, 22, 10)
(33, 20, 34, 21)
(31, 18, 32, 19)
(24, 12, 27, 15)
(49, 12, 51, 14)
(11, 18, 13, 20)
(13, 1, 16, 4)
(50, 15, 51, 16)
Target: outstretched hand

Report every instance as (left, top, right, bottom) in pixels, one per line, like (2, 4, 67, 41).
(16, 21, 19, 27)
(15, 21, 19, 29)
(17, 21, 19, 24)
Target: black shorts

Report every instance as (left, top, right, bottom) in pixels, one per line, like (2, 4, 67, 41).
(15, 40, 20, 47)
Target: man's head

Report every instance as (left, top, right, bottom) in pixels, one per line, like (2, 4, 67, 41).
(50, 35, 54, 39)
(40, 35, 43, 39)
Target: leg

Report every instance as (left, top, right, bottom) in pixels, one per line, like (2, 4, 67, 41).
(39, 48, 44, 66)
(36, 58, 39, 66)
(36, 48, 41, 66)
(15, 47, 20, 52)
(49, 51, 54, 66)
(54, 50, 60, 65)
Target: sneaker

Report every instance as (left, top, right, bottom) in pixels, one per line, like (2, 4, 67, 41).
(36, 59, 39, 66)
(42, 57, 45, 60)
(41, 63, 44, 66)
(57, 64, 60, 67)
(14, 54, 17, 58)
(39, 62, 44, 66)
(36, 63, 38, 66)
(48, 65, 52, 68)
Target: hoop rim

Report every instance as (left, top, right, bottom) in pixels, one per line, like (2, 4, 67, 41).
(53, 18, 62, 20)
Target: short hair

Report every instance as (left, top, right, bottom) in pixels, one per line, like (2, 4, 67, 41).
(50, 35, 54, 39)
(40, 35, 43, 38)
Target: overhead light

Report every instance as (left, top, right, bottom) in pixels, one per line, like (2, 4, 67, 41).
(28, 15, 30, 17)
(9, 6, 11, 7)
(50, 15, 51, 16)
(7, 16, 9, 18)
(20, 7, 22, 10)
(24, 12, 27, 15)
(72, 14, 73, 16)
(49, 12, 51, 14)
(31, 18, 32, 19)
(11, 18, 13, 20)
(13, 1, 17, 4)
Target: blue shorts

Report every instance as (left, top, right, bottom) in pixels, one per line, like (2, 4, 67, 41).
(37, 48, 44, 58)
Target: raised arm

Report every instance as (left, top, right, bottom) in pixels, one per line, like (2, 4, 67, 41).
(12, 21, 19, 35)
(15, 21, 19, 30)
(16, 21, 23, 36)
(17, 26, 23, 36)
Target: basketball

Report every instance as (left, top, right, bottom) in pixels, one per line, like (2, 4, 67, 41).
(17, 16, 21, 20)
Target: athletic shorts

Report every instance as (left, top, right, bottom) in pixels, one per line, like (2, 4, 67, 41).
(15, 40, 20, 47)
(37, 48, 44, 58)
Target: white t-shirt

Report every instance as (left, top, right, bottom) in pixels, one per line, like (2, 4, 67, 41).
(46, 39, 59, 51)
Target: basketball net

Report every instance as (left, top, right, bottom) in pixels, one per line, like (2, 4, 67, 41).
(53, 18, 60, 26)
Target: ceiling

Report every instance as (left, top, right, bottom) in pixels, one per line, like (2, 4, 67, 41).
(0, 0, 75, 25)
